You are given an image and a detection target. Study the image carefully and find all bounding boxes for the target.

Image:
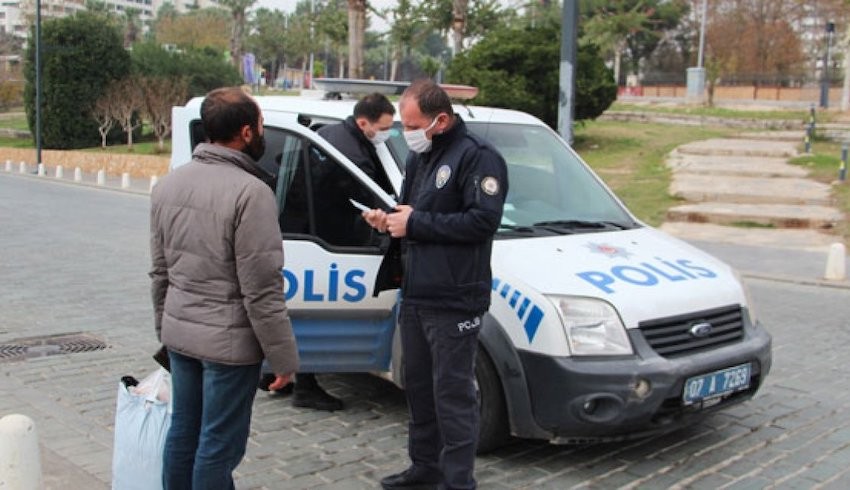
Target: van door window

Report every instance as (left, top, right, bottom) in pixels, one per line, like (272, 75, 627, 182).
(271, 131, 383, 251)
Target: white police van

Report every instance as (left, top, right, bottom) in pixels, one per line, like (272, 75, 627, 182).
(171, 81, 771, 452)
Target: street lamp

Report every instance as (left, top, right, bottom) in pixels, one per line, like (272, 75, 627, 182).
(35, 0, 42, 167)
(820, 21, 835, 108)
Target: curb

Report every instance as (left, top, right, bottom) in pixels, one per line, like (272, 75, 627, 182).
(740, 270, 850, 290)
(1, 166, 152, 196)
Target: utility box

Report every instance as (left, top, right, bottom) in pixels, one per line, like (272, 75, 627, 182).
(686, 67, 706, 102)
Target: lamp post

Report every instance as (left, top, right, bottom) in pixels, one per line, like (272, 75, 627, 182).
(308, 0, 315, 88)
(35, 0, 42, 167)
(686, 0, 707, 102)
(557, 0, 578, 144)
(820, 21, 835, 108)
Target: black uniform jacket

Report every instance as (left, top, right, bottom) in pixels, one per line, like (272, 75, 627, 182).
(317, 115, 394, 196)
(374, 116, 508, 314)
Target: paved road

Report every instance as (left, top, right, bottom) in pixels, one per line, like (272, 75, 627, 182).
(2, 172, 850, 489)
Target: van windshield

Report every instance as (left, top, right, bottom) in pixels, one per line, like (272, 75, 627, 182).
(385, 121, 637, 235)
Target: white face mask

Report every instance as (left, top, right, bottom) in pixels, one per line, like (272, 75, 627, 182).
(403, 117, 439, 153)
(369, 129, 392, 146)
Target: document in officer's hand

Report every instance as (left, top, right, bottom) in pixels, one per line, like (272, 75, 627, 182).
(349, 198, 371, 212)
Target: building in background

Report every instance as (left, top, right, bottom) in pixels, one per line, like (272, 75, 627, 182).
(0, 0, 222, 39)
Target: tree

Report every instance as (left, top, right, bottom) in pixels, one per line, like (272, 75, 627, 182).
(220, 0, 256, 68)
(123, 8, 142, 48)
(155, 8, 230, 51)
(447, 18, 616, 128)
(131, 41, 241, 97)
(141, 76, 189, 152)
(377, 0, 432, 80)
(580, 0, 656, 86)
(246, 8, 288, 86)
(92, 89, 118, 148)
(347, 0, 367, 78)
(111, 77, 145, 149)
(23, 12, 131, 149)
(703, 0, 805, 100)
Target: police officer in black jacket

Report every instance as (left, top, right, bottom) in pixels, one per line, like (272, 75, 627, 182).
(364, 79, 508, 490)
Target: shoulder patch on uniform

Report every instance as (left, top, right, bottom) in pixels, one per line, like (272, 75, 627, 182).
(435, 165, 452, 189)
(481, 176, 499, 196)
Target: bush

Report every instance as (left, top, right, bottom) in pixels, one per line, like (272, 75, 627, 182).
(131, 42, 241, 98)
(23, 12, 131, 149)
(0, 80, 23, 111)
(447, 19, 616, 128)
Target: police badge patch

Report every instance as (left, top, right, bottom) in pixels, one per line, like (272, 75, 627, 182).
(481, 176, 499, 195)
(435, 165, 451, 189)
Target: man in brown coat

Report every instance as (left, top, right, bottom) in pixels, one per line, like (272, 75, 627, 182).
(150, 87, 299, 489)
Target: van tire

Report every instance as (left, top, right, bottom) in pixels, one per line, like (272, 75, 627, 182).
(476, 345, 510, 454)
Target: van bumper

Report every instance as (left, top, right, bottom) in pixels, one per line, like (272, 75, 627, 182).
(515, 323, 772, 444)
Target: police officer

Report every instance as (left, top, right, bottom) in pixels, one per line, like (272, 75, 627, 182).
(363, 79, 508, 490)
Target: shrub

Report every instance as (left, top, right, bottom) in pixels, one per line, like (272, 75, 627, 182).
(23, 12, 131, 149)
(447, 19, 616, 128)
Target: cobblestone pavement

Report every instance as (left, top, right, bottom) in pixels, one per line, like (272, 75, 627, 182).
(2, 172, 850, 489)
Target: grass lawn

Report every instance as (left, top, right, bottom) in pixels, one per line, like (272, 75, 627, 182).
(80, 139, 171, 156)
(789, 139, 850, 241)
(572, 120, 736, 226)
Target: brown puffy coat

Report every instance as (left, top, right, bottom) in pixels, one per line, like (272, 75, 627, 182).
(149, 143, 298, 375)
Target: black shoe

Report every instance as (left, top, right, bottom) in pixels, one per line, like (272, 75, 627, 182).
(292, 384, 344, 411)
(380, 466, 440, 489)
(257, 373, 293, 394)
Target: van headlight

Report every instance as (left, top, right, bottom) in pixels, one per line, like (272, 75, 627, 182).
(546, 296, 633, 356)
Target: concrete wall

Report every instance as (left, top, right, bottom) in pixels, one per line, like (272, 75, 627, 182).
(0, 148, 169, 178)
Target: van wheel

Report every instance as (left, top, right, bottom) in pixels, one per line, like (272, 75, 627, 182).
(476, 346, 510, 454)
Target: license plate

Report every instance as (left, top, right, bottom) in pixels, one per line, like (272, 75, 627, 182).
(683, 363, 751, 405)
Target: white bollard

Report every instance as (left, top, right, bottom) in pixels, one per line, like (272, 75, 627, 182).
(149, 175, 159, 192)
(55, 165, 64, 179)
(824, 242, 846, 281)
(74, 167, 82, 182)
(0, 414, 43, 489)
(96, 169, 106, 186)
(19, 161, 26, 174)
(37, 163, 45, 177)
(4, 160, 11, 172)
(121, 172, 131, 189)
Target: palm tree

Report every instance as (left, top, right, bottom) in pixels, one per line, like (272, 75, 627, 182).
(220, 0, 257, 67)
(347, 0, 366, 78)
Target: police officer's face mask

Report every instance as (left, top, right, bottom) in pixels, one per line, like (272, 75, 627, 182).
(369, 129, 392, 146)
(403, 117, 439, 153)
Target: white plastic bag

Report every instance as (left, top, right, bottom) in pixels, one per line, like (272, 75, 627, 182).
(112, 368, 172, 490)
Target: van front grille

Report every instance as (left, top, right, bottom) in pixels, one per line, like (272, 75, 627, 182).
(638, 305, 744, 358)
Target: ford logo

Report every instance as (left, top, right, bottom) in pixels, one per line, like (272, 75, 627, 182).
(689, 322, 714, 338)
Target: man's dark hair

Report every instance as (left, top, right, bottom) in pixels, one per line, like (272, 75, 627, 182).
(401, 79, 453, 118)
(200, 87, 260, 143)
(353, 93, 396, 122)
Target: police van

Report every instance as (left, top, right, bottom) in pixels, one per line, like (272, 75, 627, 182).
(171, 81, 772, 452)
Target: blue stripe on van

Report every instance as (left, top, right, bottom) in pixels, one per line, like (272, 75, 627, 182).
(491, 277, 545, 343)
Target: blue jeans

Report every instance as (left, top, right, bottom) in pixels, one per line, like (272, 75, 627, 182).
(162, 351, 261, 490)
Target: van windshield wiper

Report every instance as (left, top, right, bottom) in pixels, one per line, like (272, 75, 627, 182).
(532, 219, 633, 231)
(498, 224, 538, 233)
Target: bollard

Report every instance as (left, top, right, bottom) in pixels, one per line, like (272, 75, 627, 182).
(37, 163, 45, 177)
(824, 242, 846, 281)
(55, 165, 64, 179)
(19, 161, 26, 174)
(149, 175, 159, 192)
(96, 169, 106, 186)
(841, 144, 848, 182)
(4, 160, 11, 172)
(0, 414, 43, 489)
(74, 167, 82, 182)
(121, 172, 131, 189)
